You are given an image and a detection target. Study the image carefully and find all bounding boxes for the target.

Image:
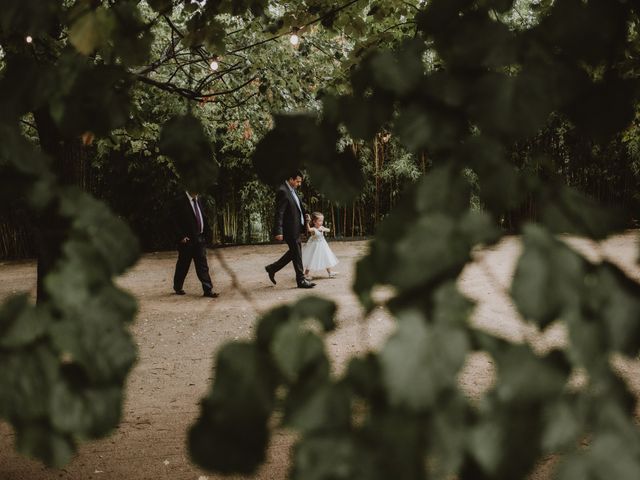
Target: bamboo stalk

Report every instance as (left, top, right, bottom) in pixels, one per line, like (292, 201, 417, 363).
(343, 205, 347, 238)
(351, 201, 356, 237)
(331, 204, 336, 238)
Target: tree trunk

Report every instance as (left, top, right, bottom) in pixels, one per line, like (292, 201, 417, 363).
(33, 109, 91, 303)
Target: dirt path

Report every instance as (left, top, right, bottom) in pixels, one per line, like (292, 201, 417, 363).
(1, 234, 638, 480)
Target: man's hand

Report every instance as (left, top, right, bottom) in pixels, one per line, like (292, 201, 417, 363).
(274, 235, 284, 242)
(181, 237, 190, 244)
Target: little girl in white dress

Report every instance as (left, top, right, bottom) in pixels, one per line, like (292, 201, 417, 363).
(302, 212, 339, 279)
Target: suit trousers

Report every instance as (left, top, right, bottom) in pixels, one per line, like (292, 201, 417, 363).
(173, 237, 213, 292)
(269, 234, 305, 284)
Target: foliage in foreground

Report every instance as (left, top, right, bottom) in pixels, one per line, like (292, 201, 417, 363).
(0, 1, 639, 479)
(191, 1, 640, 479)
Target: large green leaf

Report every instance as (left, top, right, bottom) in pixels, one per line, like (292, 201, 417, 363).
(189, 342, 276, 474)
(0, 345, 58, 422)
(292, 296, 337, 332)
(51, 61, 132, 136)
(0, 296, 50, 349)
(159, 114, 219, 192)
(50, 383, 123, 438)
(14, 423, 75, 468)
(252, 114, 364, 202)
(511, 224, 586, 327)
(0, 0, 60, 35)
(291, 433, 379, 480)
(284, 381, 351, 433)
(538, 184, 628, 240)
(380, 310, 469, 411)
(583, 262, 640, 356)
(271, 319, 326, 383)
(68, 7, 114, 56)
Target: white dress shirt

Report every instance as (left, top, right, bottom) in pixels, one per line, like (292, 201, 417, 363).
(285, 182, 304, 225)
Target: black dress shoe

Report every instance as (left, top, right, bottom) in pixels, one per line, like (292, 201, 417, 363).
(174, 289, 186, 295)
(203, 291, 220, 298)
(297, 280, 315, 289)
(265, 266, 276, 285)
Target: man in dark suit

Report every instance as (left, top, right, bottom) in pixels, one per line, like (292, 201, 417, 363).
(265, 172, 315, 289)
(172, 191, 218, 298)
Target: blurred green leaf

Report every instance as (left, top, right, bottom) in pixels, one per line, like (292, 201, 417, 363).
(433, 12, 516, 68)
(0, 345, 58, 422)
(0, 0, 60, 35)
(415, 165, 471, 217)
(69, 7, 114, 56)
(363, 409, 427, 480)
(51, 62, 132, 136)
(255, 304, 292, 350)
(538, 184, 628, 240)
(50, 383, 122, 438)
(285, 382, 351, 433)
(58, 188, 140, 275)
(291, 433, 378, 480)
(253, 114, 364, 202)
(189, 342, 276, 474)
(159, 114, 218, 192)
(0, 54, 55, 121)
(542, 397, 583, 452)
(271, 320, 326, 383)
(564, 78, 637, 143)
(369, 40, 425, 96)
(345, 353, 384, 401)
(536, 0, 628, 66)
(292, 296, 337, 332)
(427, 392, 469, 477)
(47, 293, 137, 383)
(0, 296, 50, 349)
(14, 423, 74, 468)
(511, 224, 586, 327)
(335, 93, 395, 140)
(395, 104, 465, 153)
(584, 262, 640, 356)
(469, 71, 555, 141)
(388, 213, 469, 290)
(381, 310, 469, 410)
(469, 342, 570, 477)
(147, 0, 173, 14)
(459, 136, 525, 213)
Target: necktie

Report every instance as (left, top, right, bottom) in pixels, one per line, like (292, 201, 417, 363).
(193, 198, 203, 233)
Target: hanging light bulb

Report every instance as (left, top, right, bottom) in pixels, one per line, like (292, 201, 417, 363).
(209, 58, 219, 71)
(289, 27, 300, 46)
(25, 35, 33, 44)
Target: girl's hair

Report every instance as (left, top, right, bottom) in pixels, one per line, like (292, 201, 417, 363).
(310, 212, 324, 224)
(306, 212, 324, 233)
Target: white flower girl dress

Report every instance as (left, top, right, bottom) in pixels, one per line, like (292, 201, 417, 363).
(302, 227, 339, 276)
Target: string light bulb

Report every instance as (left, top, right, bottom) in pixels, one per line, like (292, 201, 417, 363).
(289, 28, 300, 46)
(209, 58, 219, 71)
(25, 35, 33, 44)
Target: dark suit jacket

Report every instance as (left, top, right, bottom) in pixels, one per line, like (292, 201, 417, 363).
(273, 183, 305, 240)
(173, 193, 212, 245)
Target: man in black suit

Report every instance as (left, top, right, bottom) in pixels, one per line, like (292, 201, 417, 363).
(172, 191, 218, 298)
(265, 172, 315, 289)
